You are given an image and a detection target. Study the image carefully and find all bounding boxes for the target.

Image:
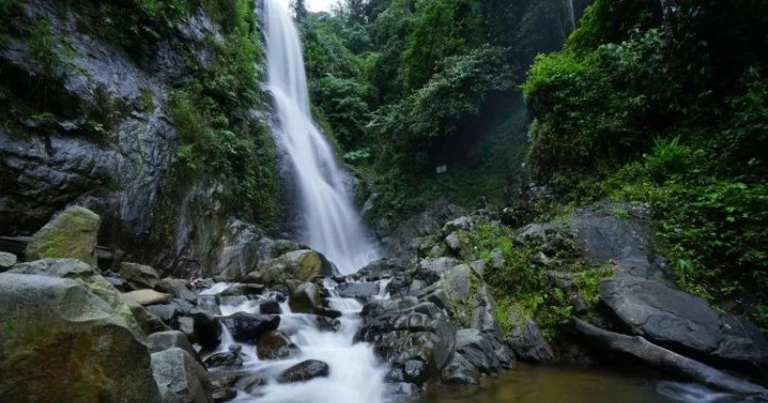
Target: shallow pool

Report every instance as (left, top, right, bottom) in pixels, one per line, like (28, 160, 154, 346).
(418, 364, 741, 403)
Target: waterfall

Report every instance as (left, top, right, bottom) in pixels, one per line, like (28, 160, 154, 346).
(566, 0, 576, 32)
(263, 0, 379, 275)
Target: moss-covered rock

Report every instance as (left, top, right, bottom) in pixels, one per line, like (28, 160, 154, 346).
(25, 206, 100, 266)
(8, 259, 146, 338)
(246, 250, 334, 285)
(0, 273, 163, 403)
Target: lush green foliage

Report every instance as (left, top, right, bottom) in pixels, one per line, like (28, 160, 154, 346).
(168, 0, 280, 227)
(91, 0, 190, 52)
(297, 0, 581, 224)
(465, 222, 611, 339)
(523, 0, 768, 327)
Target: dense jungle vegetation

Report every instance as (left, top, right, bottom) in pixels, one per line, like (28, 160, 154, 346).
(295, 0, 768, 329)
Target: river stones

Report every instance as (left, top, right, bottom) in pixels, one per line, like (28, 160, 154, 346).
(256, 330, 300, 360)
(278, 360, 330, 383)
(356, 298, 457, 385)
(25, 206, 101, 266)
(120, 262, 160, 290)
(221, 312, 280, 342)
(204, 351, 244, 369)
(192, 310, 222, 350)
(289, 282, 322, 313)
(337, 282, 380, 300)
(0, 273, 163, 403)
(259, 299, 282, 314)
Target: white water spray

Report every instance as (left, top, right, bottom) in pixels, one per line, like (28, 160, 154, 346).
(263, 0, 379, 274)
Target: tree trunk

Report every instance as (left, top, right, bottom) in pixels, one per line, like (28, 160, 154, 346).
(572, 319, 768, 398)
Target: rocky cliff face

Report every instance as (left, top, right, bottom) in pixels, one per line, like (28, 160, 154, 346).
(0, 0, 279, 277)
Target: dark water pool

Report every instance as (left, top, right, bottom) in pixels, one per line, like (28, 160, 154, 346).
(418, 365, 739, 403)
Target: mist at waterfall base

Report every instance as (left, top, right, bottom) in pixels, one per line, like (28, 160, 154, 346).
(263, 0, 379, 275)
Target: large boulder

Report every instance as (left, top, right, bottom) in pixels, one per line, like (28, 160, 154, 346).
(151, 348, 214, 403)
(156, 278, 197, 303)
(356, 298, 457, 385)
(570, 202, 665, 279)
(289, 282, 322, 314)
(221, 312, 280, 342)
(120, 262, 161, 290)
(246, 249, 334, 286)
(8, 258, 145, 337)
(0, 273, 162, 402)
(25, 206, 101, 266)
(600, 276, 768, 371)
(507, 312, 554, 363)
(454, 328, 503, 376)
(147, 331, 200, 362)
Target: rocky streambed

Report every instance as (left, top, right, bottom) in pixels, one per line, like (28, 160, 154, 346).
(1, 203, 768, 403)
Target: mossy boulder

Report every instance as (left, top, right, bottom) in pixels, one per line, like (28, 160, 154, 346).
(9, 259, 146, 338)
(25, 206, 101, 266)
(0, 252, 17, 270)
(246, 250, 334, 285)
(0, 273, 163, 403)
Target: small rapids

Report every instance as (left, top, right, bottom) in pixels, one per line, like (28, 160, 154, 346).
(203, 280, 390, 403)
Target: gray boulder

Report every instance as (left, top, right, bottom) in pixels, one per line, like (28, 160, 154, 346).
(257, 330, 300, 360)
(221, 312, 280, 342)
(120, 262, 161, 290)
(289, 282, 322, 313)
(278, 360, 330, 384)
(156, 278, 197, 303)
(203, 352, 243, 369)
(0, 273, 162, 402)
(571, 201, 665, 279)
(152, 348, 214, 403)
(507, 312, 554, 363)
(356, 298, 457, 385)
(148, 331, 200, 362)
(0, 251, 16, 270)
(455, 329, 503, 375)
(600, 276, 768, 371)
(337, 282, 380, 300)
(441, 354, 480, 386)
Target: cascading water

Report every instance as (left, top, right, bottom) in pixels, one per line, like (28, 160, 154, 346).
(263, 0, 379, 274)
(197, 2, 389, 402)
